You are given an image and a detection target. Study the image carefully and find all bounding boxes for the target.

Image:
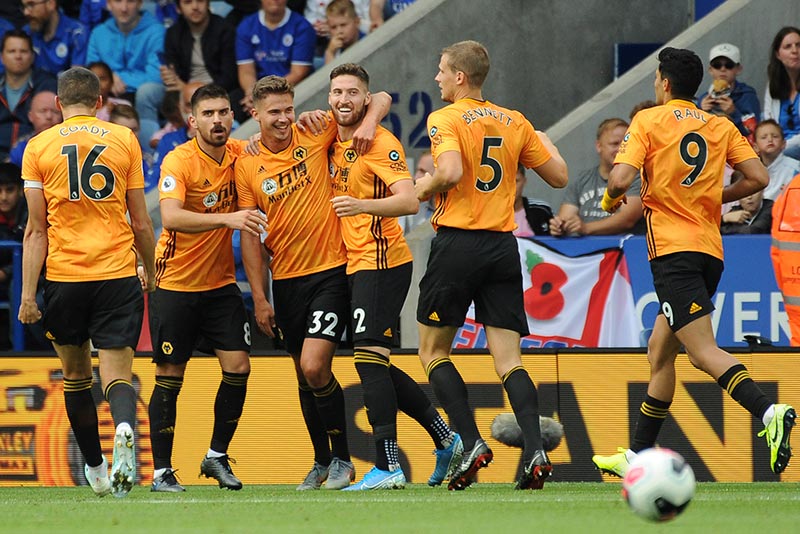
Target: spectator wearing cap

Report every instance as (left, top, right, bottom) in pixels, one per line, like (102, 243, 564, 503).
(698, 43, 760, 142)
(22, 0, 88, 75)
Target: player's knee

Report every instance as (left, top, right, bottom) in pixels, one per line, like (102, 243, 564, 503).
(300, 359, 332, 387)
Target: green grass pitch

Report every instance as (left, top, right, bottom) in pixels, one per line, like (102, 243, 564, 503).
(1, 482, 798, 533)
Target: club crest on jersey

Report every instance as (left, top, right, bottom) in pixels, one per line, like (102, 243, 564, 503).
(293, 146, 307, 161)
(344, 148, 358, 163)
(55, 43, 68, 58)
(161, 175, 177, 193)
(262, 178, 278, 195)
(282, 34, 294, 47)
(203, 192, 218, 208)
(388, 150, 400, 161)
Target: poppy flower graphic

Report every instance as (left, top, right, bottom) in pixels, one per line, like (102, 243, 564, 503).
(523, 251, 567, 320)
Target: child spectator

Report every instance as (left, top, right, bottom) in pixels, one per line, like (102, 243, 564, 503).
(721, 172, 772, 234)
(697, 43, 760, 142)
(87, 61, 132, 121)
(149, 90, 183, 149)
(756, 119, 800, 201)
(324, 0, 364, 64)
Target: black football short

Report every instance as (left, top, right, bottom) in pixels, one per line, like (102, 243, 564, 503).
(348, 262, 412, 348)
(417, 227, 528, 335)
(149, 283, 250, 364)
(43, 276, 144, 349)
(272, 265, 349, 355)
(650, 251, 723, 332)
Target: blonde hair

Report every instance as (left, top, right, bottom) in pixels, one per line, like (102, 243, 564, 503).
(441, 40, 490, 88)
(596, 118, 628, 140)
(252, 76, 294, 104)
(326, 0, 357, 18)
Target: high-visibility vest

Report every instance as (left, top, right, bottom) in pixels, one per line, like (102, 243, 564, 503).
(771, 172, 800, 345)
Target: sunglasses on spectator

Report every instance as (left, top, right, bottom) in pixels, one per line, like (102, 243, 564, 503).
(710, 59, 737, 70)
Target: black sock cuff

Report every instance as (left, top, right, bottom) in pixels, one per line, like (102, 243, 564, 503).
(501, 366, 527, 384)
(717, 364, 749, 395)
(104, 379, 133, 401)
(354, 349, 390, 366)
(155, 375, 184, 391)
(425, 358, 454, 378)
(63, 376, 93, 392)
(222, 371, 250, 387)
(641, 394, 671, 418)
(312, 375, 340, 397)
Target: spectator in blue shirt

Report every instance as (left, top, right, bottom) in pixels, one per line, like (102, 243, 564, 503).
(23, 0, 88, 75)
(235, 0, 314, 114)
(0, 30, 57, 160)
(86, 0, 166, 154)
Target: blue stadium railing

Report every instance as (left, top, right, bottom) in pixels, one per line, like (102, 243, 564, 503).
(0, 241, 23, 351)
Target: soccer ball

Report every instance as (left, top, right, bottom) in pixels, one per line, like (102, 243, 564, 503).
(621, 448, 695, 522)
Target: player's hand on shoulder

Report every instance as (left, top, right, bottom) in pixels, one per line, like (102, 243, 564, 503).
(245, 133, 261, 155)
(296, 109, 328, 135)
(18, 298, 42, 324)
(331, 195, 363, 217)
(352, 120, 376, 155)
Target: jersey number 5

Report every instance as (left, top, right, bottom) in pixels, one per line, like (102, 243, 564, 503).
(679, 132, 707, 187)
(476, 137, 503, 192)
(62, 144, 116, 201)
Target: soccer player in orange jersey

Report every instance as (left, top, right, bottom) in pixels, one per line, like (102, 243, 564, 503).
(235, 75, 390, 490)
(18, 66, 156, 498)
(147, 84, 268, 493)
(592, 47, 795, 478)
(413, 41, 568, 490)
(326, 63, 463, 490)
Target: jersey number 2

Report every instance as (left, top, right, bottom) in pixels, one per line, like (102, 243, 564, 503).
(62, 144, 115, 201)
(476, 137, 503, 192)
(678, 133, 707, 187)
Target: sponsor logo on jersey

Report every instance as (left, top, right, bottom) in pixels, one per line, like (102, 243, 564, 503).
(203, 192, 218, 208)
(261, 178, 278, 195)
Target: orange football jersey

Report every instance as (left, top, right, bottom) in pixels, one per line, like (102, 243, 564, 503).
(235, 121, 346, 280)
(154, 138, 245, 291)
(329, 126, 413, 274)
(615, 98, 758, 260)
(427, 97, 551, 232)
(21, 115, 145, 282)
